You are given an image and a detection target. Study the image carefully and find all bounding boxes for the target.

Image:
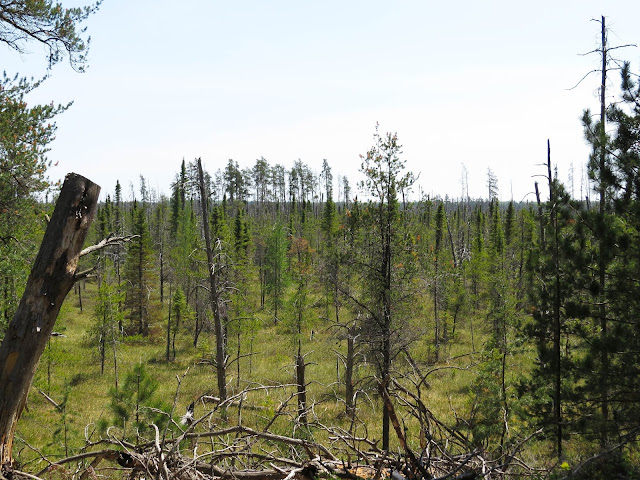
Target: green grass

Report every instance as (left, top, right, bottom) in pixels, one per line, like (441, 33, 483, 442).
(13, 278, 568, 475)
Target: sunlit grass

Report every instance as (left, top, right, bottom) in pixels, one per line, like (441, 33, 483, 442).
(14, 275, 560, 472)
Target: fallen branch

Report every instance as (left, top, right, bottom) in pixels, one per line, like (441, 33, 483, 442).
(38, 390, 61, 411)
(37, 450, 121, 476)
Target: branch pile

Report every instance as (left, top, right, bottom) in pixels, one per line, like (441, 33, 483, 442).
(8, 378, 543, 480)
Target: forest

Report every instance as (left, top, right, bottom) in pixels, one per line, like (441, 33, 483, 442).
(2, 4, 640, 480)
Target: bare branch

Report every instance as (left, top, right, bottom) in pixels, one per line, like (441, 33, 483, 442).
(79, 234, 139, 257)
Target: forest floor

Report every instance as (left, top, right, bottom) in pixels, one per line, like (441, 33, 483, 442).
(12, 281, 605, 479)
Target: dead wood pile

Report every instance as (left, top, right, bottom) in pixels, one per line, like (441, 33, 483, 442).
(6, 377, 542, 480)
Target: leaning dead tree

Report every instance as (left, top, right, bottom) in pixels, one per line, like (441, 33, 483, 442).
(0, 174, 134, 473)
(0, 174, 100, 470)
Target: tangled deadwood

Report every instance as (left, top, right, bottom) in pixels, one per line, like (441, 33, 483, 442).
(6, 371, 545, 480)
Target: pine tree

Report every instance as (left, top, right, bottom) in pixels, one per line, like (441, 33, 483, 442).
(580, 59, 640, 442)
(167, 286, 189, 361)
(352, 125, 416, 450)
(197, 158, 230, 405)
(265, 221, 288, 322)
(124, 201, 156, 336)
(91, 271, 124, 376)
(170, 160, 188, 236)
(107, 363, 169, 442)
(470, 201, 517, 451)
(0, 74, 68, 334)
(433, 201, 445, 360)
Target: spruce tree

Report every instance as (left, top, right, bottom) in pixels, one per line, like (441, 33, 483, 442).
(265, 221, 288, 322)
(91, 270, 124, 376)
(124, 201, 156, 336)
(352, 125, 416, 450)
(583, 60, 640, 442)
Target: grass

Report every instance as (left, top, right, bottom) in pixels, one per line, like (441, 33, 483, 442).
(13, 277, 574, 476)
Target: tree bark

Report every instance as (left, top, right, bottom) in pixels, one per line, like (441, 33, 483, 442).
(0, 173, 100, 469)
(197, 158, 227, 404)
(296, 343, 307, 425)
(345, 325, 355, 419)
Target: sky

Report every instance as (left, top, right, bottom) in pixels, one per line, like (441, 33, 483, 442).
(3, 0, 640, 203)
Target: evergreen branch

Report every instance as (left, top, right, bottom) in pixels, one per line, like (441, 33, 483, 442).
(558, 426, 640, 480)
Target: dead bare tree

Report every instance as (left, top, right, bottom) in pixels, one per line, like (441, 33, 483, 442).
(0, 174, 100, 471)
(0, 174, 141, 474)
(197, 158, 228, 405)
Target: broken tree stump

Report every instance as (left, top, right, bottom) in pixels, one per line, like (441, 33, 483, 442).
(0, 173, 100, 470)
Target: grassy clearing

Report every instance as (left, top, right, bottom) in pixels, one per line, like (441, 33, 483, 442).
(14, 278, 563, 473)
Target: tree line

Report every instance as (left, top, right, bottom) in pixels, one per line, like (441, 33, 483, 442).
(48, 61, 638, 463)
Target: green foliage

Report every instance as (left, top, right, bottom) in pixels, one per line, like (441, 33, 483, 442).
(0, 74, 64, 201)
(0, 73, 67, 334)
(467, 348, 505, 448)
(233, 207, 250, 259)
(566, 451, 640, 480)
(434, 202, 445, 253)
(352, 126, 417, 449)
(265, 220, 288, 320)
(0, 0, 100, 71)
(7, 59, 640, 469)
(171, 286, 188, 328)
(169, 160, 188, 235)
(106, 362, 169, 440)
(211, 204, 230, 242)
(572, 59, 640, 445)
(224, 159, 249, 204)
(321, 196, 338, 240)
(168, 284, 191, 357)
(90, 274, 124, 374)
(123, 201, 157, 336)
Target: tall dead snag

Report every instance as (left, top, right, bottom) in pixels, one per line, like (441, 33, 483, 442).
(196, 158, 227, 404)
(0, 173, 100, 470)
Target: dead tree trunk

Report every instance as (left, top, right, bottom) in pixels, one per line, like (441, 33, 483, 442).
(345, 324, 356, 419)
(296, 343, 307, 425)
(197, 158, 227, 404)
(0, 174, 100, 470)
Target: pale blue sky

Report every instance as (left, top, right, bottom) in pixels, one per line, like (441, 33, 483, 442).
(4, 1, 640, 201)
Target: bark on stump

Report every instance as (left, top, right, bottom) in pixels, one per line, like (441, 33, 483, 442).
(0, 173, 100, 470)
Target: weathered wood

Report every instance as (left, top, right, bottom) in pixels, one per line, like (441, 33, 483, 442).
(196, 158, 227, 403)
(296, 347, 307, 425)
(0, 173, 100, 469)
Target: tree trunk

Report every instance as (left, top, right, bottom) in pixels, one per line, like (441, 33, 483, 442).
(193, 288, 200, 348)
(77, 282, 83, 312)
(296, 343, 307, 425)
(345, 325, 355, 419)
(597, 16, 610, 446)
(197, 158, 227, 404)
(547, 141, 563, 458)
(166, 290, 172, 362)
(0, 173, 100, 470)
